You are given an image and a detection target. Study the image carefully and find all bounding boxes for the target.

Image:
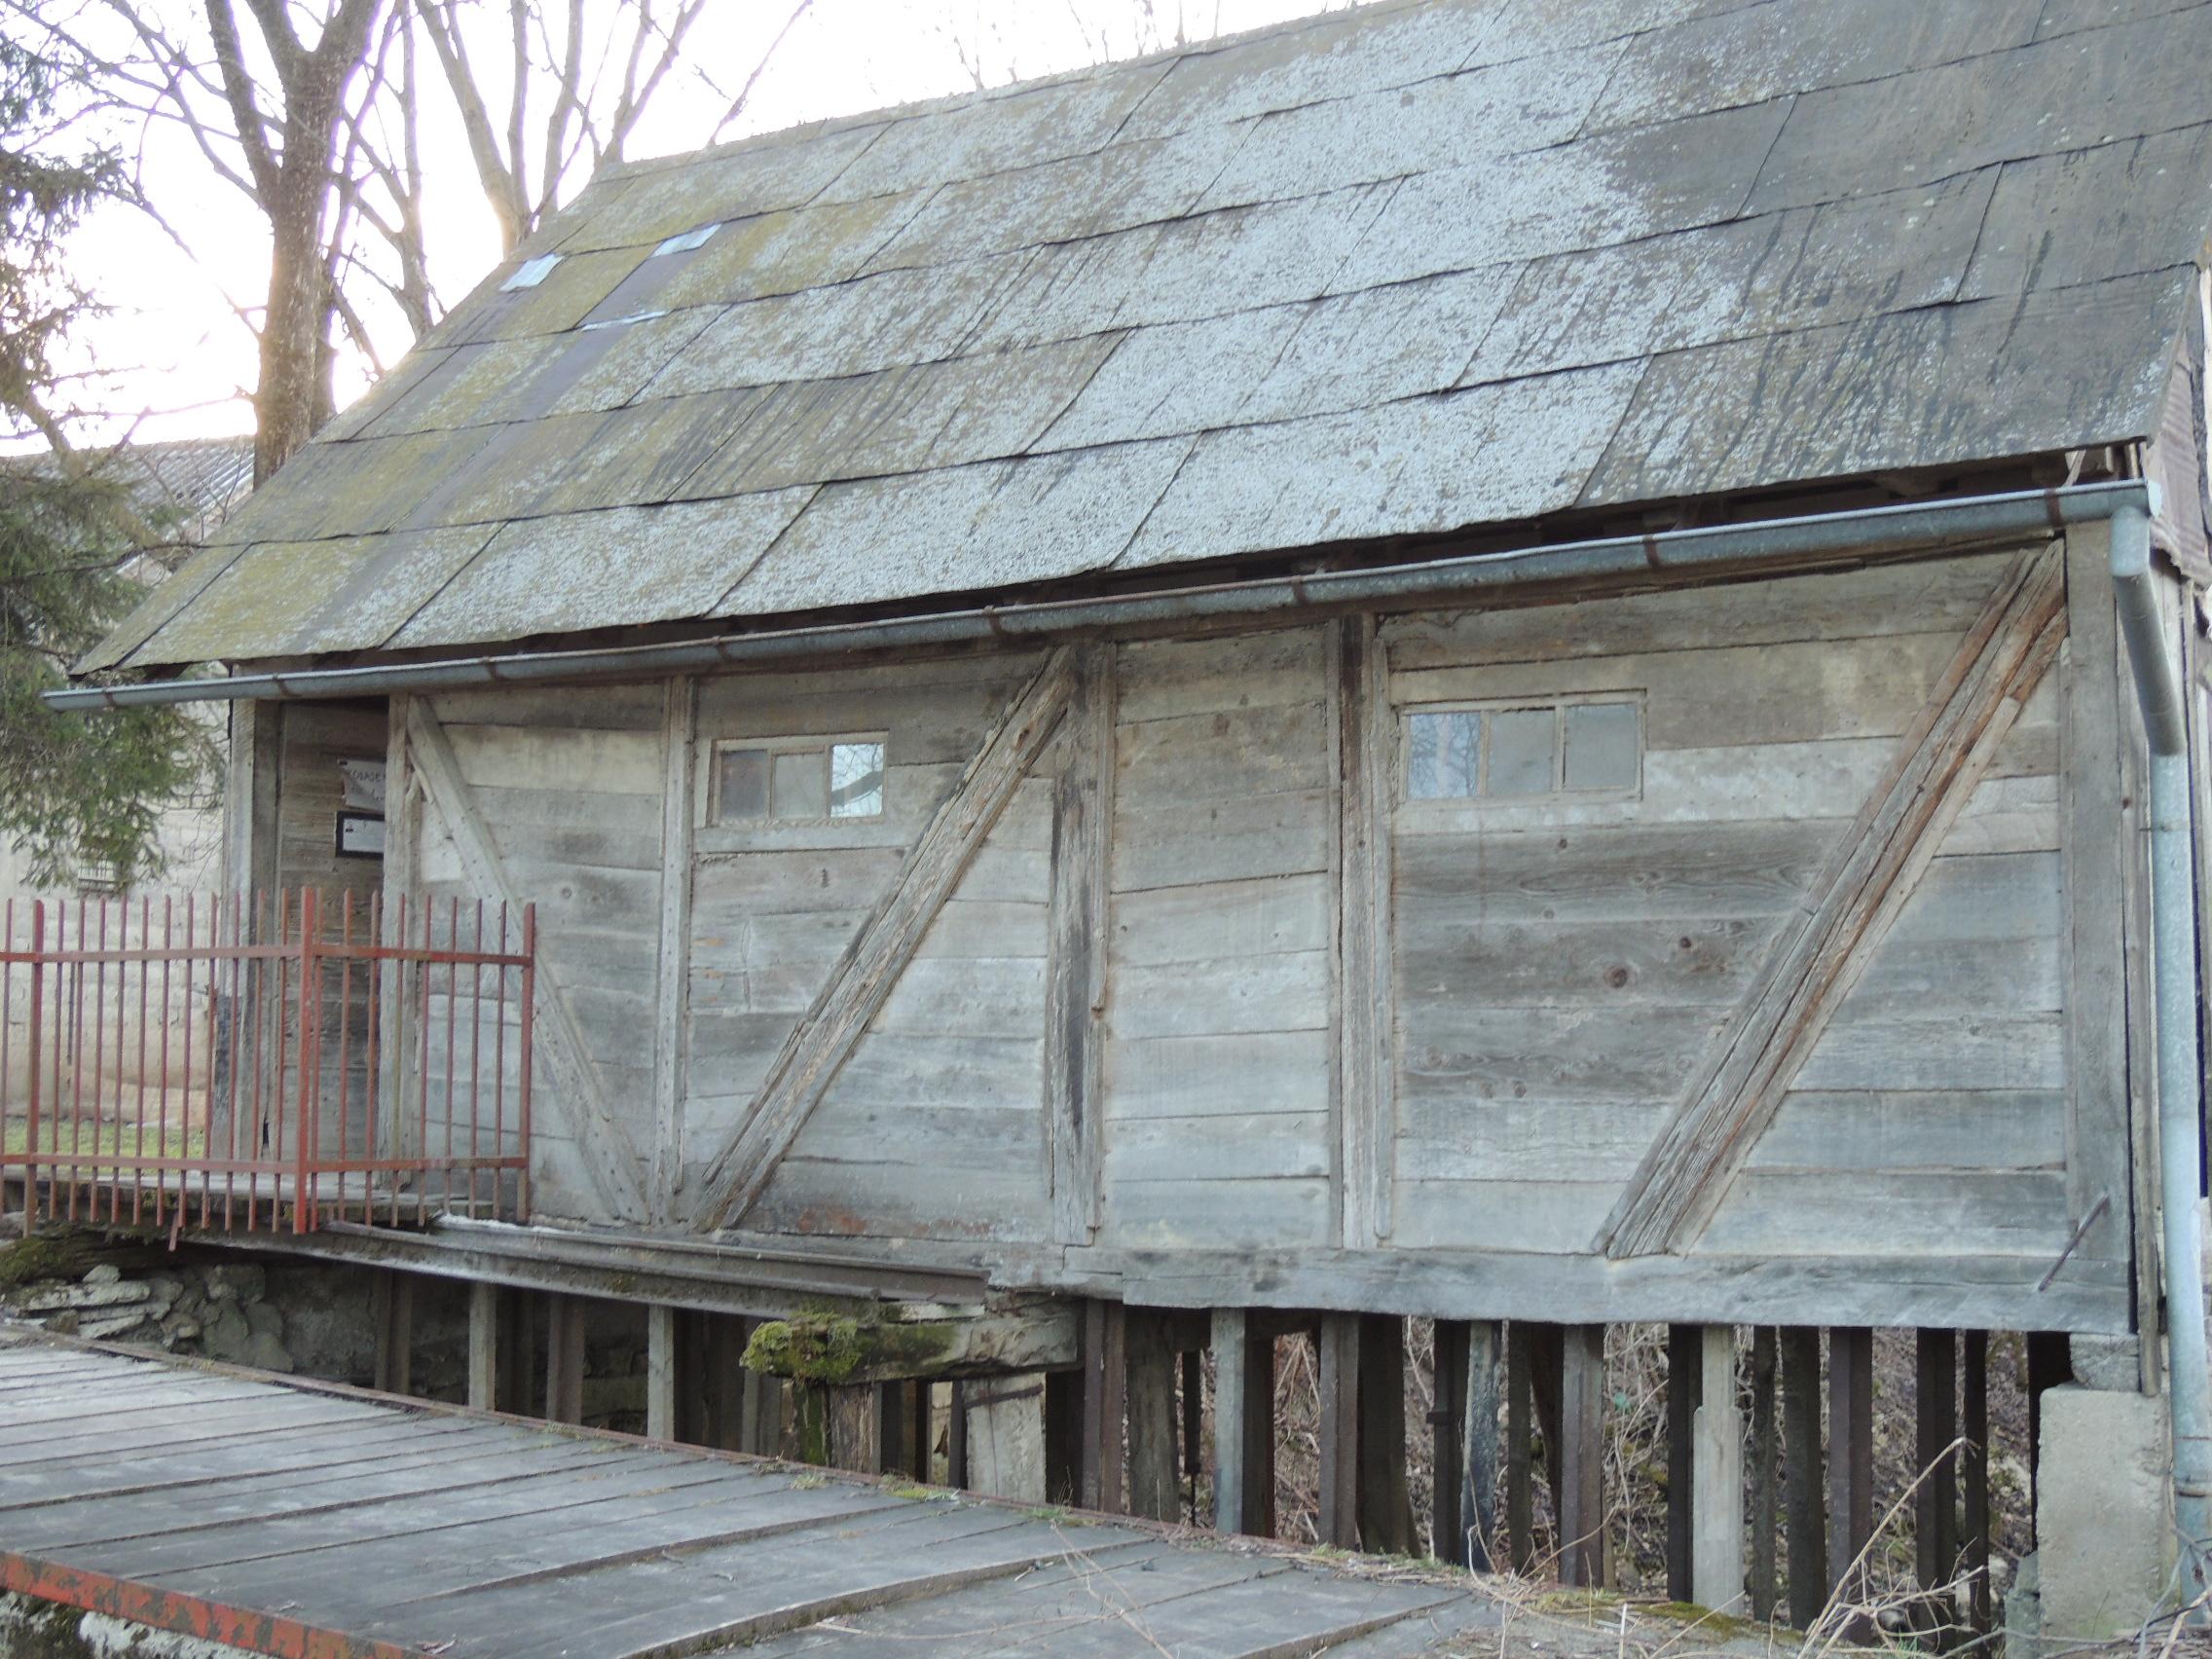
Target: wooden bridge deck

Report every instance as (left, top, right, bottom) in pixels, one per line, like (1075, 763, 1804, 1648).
(0, 1327, 1490, 1658)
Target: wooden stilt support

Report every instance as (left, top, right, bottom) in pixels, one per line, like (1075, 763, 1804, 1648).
(1210, 1309, 1274, 1537)
(1782, 1327, 1827, 1631)
(497, 1284, 534, 1416)
(1826, 1326, 1875, 1638)
(544, 1293, 585, 1425)
(1433, 1321, 1469, 1567)
(372, 1270, 414, 1398)
(1962, 1331, 1991, 1636)
(1181, 1350, 1203, 1520)
(1666, 1325, 1701, 1603)
(1317, 1313, 1361, 1548)
(1463, 1320, 1501, 1572)
(1557, 1324, 1606, 1588)
(2025, 1332, 2071, 1546)
(1692, 1325, 1745, 1613)
(946, 1382, 969, 1489)
(1126, 1311, 1179, 1521)
(1750, 1327, 1778, 1620)
(909, 1381, 934, 1482)
(466, 1281, 498, 1412)
(1506, 1323, 1535, 1572)
(1080, 1301, 1127, 1513)
(645, 1305, 677, 1442)
(830, 1383, 881, 1473)
(1357, 1314, 1417, 1555)
(1915, 1328, 1959, 1648)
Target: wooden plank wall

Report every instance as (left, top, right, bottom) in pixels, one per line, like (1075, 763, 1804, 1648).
(692, 654, 1053, 1240)
(414, 684, 665, 1219)
(1378, 550, 2076, 1263)
(1096, 629, 1336, 1250)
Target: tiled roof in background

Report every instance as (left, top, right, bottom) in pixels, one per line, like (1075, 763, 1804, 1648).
(88, 0, 2212, 673)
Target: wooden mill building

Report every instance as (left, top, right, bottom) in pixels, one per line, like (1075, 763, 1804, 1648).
(38, 0, 2212, 1636)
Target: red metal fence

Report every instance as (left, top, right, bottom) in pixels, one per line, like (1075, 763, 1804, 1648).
(1, 891, 534, 1234)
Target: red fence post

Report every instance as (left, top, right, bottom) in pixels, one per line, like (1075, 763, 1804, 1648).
(21, 902, 42, 1234)
(294, 890, 317, 1235)
(517, 903, 535, 1225)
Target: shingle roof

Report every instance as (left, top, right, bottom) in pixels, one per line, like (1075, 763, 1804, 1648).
(86, 0, 2212, 674)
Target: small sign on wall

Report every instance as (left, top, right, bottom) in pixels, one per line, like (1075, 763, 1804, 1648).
(335, 810, 386, 861)
(340, 758, 387, 813)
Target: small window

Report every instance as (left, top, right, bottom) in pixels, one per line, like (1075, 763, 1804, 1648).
(711, 735, 886, 824)
(1404, 696, 1641, 802)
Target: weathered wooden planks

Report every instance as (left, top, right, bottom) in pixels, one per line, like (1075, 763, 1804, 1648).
(1603, 544, 2067, 1257)
(695, 649, 1080, 1230)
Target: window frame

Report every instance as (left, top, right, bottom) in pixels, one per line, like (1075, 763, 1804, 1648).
(1397, 692, 1644, 807)
(705, 731, 889, 828)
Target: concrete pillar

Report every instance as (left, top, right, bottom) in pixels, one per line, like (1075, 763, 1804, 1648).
(1691, 1324, 1745, 1612)
(2036, 1384, 2175, 1641)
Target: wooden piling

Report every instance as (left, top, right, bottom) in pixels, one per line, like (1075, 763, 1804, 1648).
(1317, 1312, 1361, 1548)
(1666, 1325, 1701, 1603)
(544, 1293, 585, 1425)
(1463, 1320, 1501, 1572)
(1691, 1325, 1745, 1613)
(1781, 1326, 1826, 1631)
(1357, 1314, 1417, 1555)
(1433, 1321, 1469, 1567)
(1210, 1309, 1275, 1537)
(371, 1270, 413, 1397)
(1080, 1300, 1127, 1513)
(645, 1305, 677, 1441)
(1557, 1324, 1605, 1588)
(1826, 1326, 1875, 1636)
(1506, 1323, 1535, 1572)
(1126, 1311, 1180, 1521)
(947, 1381, 969, 1488)
(1962, 1330, 1991, 1636)
(1915, 1328, 1958, 1647)
(1750, 1326, 1778, 1619)
(466, 1280, 498, 1412)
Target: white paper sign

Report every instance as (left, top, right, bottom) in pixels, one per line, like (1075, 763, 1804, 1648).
(340, 758, 387, 812)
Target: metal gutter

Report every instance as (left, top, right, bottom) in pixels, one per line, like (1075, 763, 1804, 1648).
(2110, 489, 2212, 1598)
(49, 480, 2150, 711)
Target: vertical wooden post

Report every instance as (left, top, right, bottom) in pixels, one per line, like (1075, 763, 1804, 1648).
(946, 1382, 969, 1489)
(1433, 1321, 1469, 1567)
(1915, 1328, 1959, 1648)
(1210, 1309, 1274, 1537)
(645, 1305, 678, 1442)
(1782, 1327, 1827, 1631)
(910, 1381, 935, 1482)
(497, 1284, 534, 1416)
(1079, 1300, 1127, 1513)
(1357, 1313, 1417, 1555)
(1826, 1326, 1875, 1632)
(1125, 1311, 1180, 1521)
(1317, 1313, 1362, 1548)
(1962, 1331, 1991, 1637)
(1557, 1324, 1606, 1589)
(466, 1280, 498, 1412)
(1692, 1325, 1745, 1613)
(1506, 1323, 1535, 1571)
(1750, 1327, 1778, 1619)
(1463, 1320, 1501, 1572)
(372, 1270, 413, 1398)
(544, 1293, 585, 1425)
(1666, 1325, 1702, 1603)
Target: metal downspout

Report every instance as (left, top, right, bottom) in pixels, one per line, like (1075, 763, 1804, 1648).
(2111, 492, 2212, 1594)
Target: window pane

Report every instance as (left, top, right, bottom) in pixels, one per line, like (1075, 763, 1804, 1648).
(830, 742, 886, 818)
(1407, 711, 1479, 798)
(1485, 708, 1555, 796)
(1564, 702, 1640, 791)
(773, 750, 829, 818)
(716, 749, 768, 821)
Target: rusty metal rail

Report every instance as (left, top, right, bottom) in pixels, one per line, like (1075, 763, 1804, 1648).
(0, 890, 534, 1234)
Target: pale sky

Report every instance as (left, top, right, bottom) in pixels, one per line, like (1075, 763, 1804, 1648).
(58, 0, 1346, 445)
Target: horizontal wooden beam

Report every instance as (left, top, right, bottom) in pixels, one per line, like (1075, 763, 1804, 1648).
(742, 1304, 1080, 1383)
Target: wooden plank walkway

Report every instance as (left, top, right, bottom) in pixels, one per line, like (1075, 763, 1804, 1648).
(0, 1327, 1492, 1657)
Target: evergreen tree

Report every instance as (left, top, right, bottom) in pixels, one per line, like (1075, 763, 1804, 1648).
(0, 27, 210, 889)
